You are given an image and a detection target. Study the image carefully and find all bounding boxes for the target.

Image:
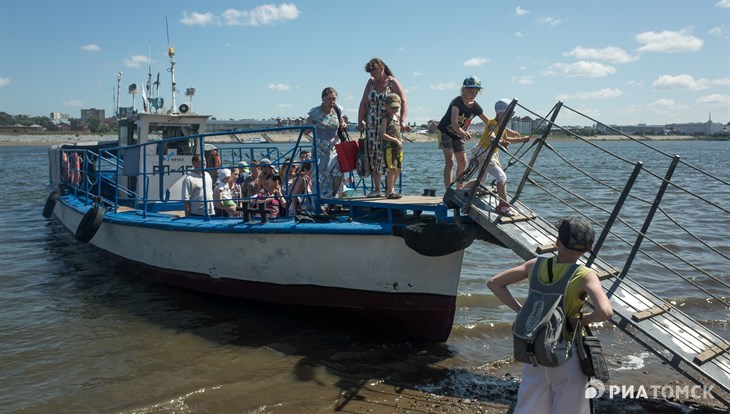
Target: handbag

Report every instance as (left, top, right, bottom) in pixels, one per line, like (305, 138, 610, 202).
(576, 322, 610, 382)
(335, 140, 359, 172)
(332, 105, 358, 172)
(355, 132, 368, 178)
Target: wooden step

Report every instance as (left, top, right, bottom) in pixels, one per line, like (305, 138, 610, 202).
(632, 304, 671, 322)
(694, 341, 730, 365)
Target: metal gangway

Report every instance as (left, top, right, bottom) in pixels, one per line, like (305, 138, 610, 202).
(445, 100, 730, 405)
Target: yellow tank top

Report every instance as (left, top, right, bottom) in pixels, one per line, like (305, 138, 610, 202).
(533, 258, 590, 341)
(476, 119, 500, 158)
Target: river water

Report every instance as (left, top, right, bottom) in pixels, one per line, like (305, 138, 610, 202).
(0, 138, 728, 413)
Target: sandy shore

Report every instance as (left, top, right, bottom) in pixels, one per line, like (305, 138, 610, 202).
(324, 346, 728, 414)
(0, 132, 703, 147)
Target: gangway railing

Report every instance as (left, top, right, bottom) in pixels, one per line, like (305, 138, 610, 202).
(446, 100, 730, 405)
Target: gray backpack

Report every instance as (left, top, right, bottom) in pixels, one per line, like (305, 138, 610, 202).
(513, 256, 581, 367)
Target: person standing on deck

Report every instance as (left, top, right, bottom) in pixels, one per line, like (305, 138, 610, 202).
(357, 57, 408, 198)
(487, 216, 613, 414)
(379, 93, 404, 199)
(305, 87, 345, 199)
(182, 154, 215, 217)
(437, 76, 491, 190)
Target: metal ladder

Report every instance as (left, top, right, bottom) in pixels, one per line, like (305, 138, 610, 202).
(446, 185, 730, 405)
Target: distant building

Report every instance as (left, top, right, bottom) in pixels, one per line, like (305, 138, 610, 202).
(50, 119, 71, 131)
(81, 108, 105, 123)
(50, 112, 70, 120)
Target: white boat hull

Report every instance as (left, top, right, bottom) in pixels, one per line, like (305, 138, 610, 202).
(52, 198, 464, 340)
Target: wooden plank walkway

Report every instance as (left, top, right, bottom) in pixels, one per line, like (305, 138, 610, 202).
(445, 188, 730, 404)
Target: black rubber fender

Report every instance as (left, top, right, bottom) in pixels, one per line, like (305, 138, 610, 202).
(75, 205, 104, 243)
(42, 192, 58, 218)
(395, 221, 477, 257)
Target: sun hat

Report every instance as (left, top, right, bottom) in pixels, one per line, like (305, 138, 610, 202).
(462, 76, 484, 89)
(385, 93, 401, 108)
(218, 168, 231, 181)
(237, 161, 250, 173)
(555, 216, 595, 252)
(494, 99, 510, 114)
(259, 158, 272, 166)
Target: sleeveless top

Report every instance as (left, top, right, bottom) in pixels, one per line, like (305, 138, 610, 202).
(532, 258, 591, 341)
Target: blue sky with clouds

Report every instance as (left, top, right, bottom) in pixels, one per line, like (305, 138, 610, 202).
(0, 0, 728, 126)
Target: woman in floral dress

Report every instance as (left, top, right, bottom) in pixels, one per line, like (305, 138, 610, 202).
(357, 58, 408, 197)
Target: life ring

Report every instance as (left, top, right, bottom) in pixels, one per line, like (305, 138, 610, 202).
(75, 204, 104, 243)
(42, 192, 59, 218)
(394, 221, 477, 257)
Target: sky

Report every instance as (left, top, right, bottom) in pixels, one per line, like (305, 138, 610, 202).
(0, 0, 728, 127)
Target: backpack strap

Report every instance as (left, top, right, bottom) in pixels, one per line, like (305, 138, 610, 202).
(547, 257, 555, 283)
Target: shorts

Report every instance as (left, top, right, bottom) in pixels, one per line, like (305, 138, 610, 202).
(438, 130, 466, 153)
(469, 146, 506, 184)
(384, 145, 402, 169)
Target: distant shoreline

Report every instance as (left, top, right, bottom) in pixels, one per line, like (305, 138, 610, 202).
(0, 132, 720, 147)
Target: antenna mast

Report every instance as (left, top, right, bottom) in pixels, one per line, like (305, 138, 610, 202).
(116, 72, 123, 119)
(146, 42, 152, 105)
(166, 17, 177, 114)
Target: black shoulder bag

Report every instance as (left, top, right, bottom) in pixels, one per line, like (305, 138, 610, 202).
(577, 320, 610, 382)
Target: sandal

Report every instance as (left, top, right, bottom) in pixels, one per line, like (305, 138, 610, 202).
(495, 202, 516, 217)
(366, 191, 382, 198)
(386, 193, 403, 199)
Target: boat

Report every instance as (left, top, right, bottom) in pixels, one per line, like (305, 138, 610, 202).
(43, 46, 485, 342)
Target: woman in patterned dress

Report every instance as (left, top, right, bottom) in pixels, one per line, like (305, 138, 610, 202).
(306, 87, 346, 199)
(357, 58, 408, 197)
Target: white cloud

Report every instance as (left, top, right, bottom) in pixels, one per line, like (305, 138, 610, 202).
(556, 88, 623, 101)
(181, 11, 215, 26)
(564, 46, 637, 64)
(516, 76, 533, 85)
(652, 74, 710, 90)
(714, 78, 730, 86)
(430, 82, 458, 91)
(622, 99, 684, 116)
(515, 7, 529, 16)
(81, 44, 101, 52)
(627, 80, 644, 88)
(515, 31, 525, 38)
(0, 77, 9, 87)
(696, 93, 730, 106)
(63, 99, 84, 106)
(547, 61, 617, 77)
(538, 16, 566, 26)
(412, 71, 423, 76)
(277, 103, 293, 108)
(123, 55, 149, 68)
(708, 26, 726, 37)
(716, 0, 730, 7)
(464, 57, 489, 67)
(223, 3, 300, 26)
(268, 83, 291, 91)
(636, 28, 703, 53)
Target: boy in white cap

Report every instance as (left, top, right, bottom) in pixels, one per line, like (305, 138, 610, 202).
(465, 98, 529, 216)
(488, 216, 613, 413)
(215, 168, 238, 217)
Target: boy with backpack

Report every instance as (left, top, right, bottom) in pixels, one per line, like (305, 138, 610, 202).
(487, 216, 614, 413)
